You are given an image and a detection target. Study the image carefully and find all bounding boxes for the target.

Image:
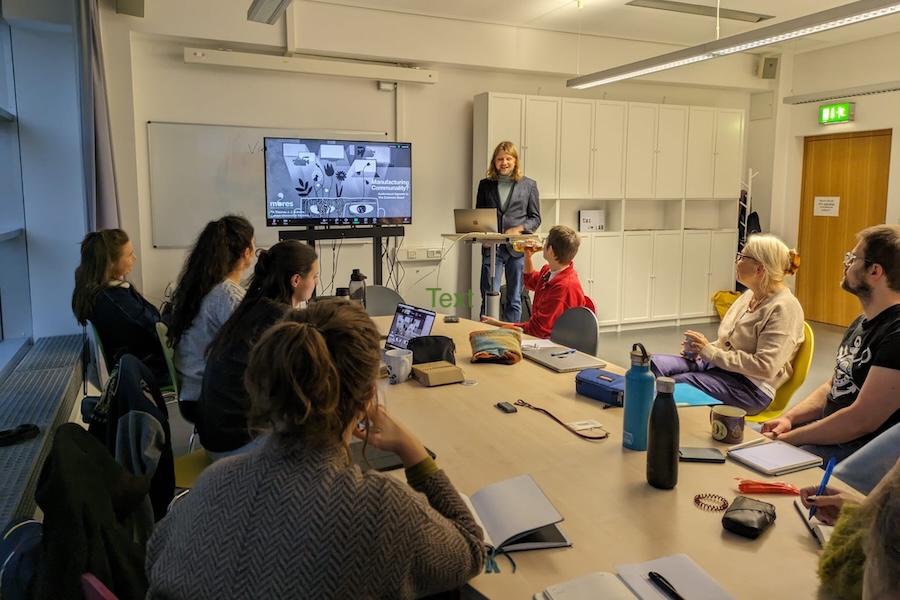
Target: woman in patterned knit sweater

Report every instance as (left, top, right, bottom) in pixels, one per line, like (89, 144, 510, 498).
(146, 300, 485, 599)
(651, 234, 805, 415)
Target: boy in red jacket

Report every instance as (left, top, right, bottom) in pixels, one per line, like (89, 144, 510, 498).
(481, 225, 594, 339)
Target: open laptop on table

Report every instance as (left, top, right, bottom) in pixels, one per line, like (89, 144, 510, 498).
(382, 302, 437, 358)
(453, 208, 499, 234)
(522, 345, 607, 373)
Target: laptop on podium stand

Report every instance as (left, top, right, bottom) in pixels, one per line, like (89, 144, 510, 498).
(454, 208, 499, 234)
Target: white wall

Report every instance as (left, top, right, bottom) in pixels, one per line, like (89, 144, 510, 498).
(99, 1, 757, 314)
(772, 32, 900, 249)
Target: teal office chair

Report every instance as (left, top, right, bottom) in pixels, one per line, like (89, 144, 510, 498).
(87, 322, 111, 390)
(155, 322, 198, 450)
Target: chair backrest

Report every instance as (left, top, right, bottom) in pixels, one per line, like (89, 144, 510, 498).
(550, 307, 599, 356)
(154, 322, 180, 396)
(365, 285, 405, 317)
(81, 573, 120, 600)
(747, 321, 815, 423)
(87, 322, 111, 389)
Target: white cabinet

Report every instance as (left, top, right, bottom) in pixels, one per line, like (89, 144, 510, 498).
(523, 95, 561, 199)
(713, 109, 744, 198)
(589, 234, 622, 325)
(559, 99, 626, 200)
(680, 230, 738, 317)
(472, 92, 525, 198)
(625, 103, 657, 199)
(622, 231, 682, 322)
(559, 98, 593, 199)
(625, 104, 688, 199)
(592, 101, 628, 199)
(686, 107, 744, 199)
(650, 231, 683, 320)
(474, 91, 745, 328)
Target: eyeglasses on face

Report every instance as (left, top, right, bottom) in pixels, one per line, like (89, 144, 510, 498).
(843, 252, 873, 268)
(735, 253, 760, 263)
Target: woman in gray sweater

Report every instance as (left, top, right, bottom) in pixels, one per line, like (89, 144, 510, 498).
(146, 300, 485, 599)
(167, 215, 255, 417)
(652, 234, 805, 415)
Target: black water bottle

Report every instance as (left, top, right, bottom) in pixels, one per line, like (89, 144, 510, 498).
(647, 376, 679, 489)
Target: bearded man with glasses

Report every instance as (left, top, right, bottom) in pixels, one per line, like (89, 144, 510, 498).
(762, 225, 900, 489)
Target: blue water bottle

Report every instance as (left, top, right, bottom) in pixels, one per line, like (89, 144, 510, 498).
(623, 343, 656, 451)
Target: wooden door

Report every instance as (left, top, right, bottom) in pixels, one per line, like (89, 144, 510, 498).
(796, 129, 891, 326)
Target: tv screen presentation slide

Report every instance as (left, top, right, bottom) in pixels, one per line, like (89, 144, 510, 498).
(264, 137, 412, 226)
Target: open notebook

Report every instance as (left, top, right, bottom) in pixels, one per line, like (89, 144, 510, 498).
(461, 474, 570, 557)
(534, 554, 735, 600)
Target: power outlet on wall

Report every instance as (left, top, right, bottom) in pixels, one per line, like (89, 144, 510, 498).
(394, 247, 443, 262)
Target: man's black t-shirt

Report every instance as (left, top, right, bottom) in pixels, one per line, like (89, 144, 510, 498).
(823, 303, 900, 443)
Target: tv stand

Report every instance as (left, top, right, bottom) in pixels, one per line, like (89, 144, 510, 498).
(278, 226, 405, 285)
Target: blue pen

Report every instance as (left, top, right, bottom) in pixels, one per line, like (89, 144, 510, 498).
(551, 349, 576, 357)
(809, 456, 837, 520)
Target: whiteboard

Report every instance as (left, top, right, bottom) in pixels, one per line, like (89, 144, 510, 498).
(147, 122, 388, 247)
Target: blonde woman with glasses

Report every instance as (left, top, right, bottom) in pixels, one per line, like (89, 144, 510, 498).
(651, 234, 804, 415)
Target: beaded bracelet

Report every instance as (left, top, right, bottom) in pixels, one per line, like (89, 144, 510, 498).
(694, 493, 729, 512)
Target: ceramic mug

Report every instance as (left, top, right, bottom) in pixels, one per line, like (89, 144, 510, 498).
(385, 349, 413, 384)
(710, 405, 746, 444)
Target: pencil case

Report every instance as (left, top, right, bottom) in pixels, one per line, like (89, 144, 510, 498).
(575, 369, 625, 407)
(721, 496, 776, 539)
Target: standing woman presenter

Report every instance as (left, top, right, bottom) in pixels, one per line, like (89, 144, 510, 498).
(476, 141, 541, 322)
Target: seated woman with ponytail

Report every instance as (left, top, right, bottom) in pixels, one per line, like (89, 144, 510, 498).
(72, 229, 169, 385)
(197, 240, 318, 460)
(651, 233, 805, 415)
(146, 300, 485, 599)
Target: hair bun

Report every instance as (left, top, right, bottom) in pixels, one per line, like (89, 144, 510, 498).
(786, 250, 801, 275)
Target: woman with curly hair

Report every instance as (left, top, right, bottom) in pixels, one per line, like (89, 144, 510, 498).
(168, 215, 255, 414)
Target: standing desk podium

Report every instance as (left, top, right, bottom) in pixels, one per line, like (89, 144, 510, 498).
(442, 233, 539, 320)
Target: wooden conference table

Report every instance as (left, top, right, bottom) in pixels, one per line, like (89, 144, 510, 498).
(374, 316, 838, 600)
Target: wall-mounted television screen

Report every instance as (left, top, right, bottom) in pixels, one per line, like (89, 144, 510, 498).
(264, 137, 412, 227)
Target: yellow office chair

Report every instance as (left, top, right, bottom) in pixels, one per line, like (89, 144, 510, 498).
(747, 321, 815, 423)
(173, 449, 212, 489)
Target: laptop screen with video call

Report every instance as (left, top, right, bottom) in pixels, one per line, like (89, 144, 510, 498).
(384, 303, 437, 351)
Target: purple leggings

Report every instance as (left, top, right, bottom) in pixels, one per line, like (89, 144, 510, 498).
(650, 354, 772, 415)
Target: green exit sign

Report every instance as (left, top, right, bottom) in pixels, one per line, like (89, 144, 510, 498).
(819, 102, 855, 124)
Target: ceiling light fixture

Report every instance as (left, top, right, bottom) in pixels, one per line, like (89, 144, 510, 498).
(626, 0, 773, 23)
(568, 0, 900, 89)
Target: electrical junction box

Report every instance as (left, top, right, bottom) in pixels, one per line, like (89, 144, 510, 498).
(579, 210, 606, 232)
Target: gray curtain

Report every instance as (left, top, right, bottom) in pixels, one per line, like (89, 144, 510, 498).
(77, 0, 119, 231)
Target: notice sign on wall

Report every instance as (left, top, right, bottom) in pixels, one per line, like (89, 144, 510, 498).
(814, 196, 840, 217)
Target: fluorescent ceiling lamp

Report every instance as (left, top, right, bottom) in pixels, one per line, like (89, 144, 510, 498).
(626, 0, 773, 24)
(248, 0, 294, 24)
(184, 48, 439, 85)
(568, 0, 900, 89)
(783, 80, 900, 104)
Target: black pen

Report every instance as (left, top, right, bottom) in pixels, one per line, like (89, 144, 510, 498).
(648, 571, 685, 600)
